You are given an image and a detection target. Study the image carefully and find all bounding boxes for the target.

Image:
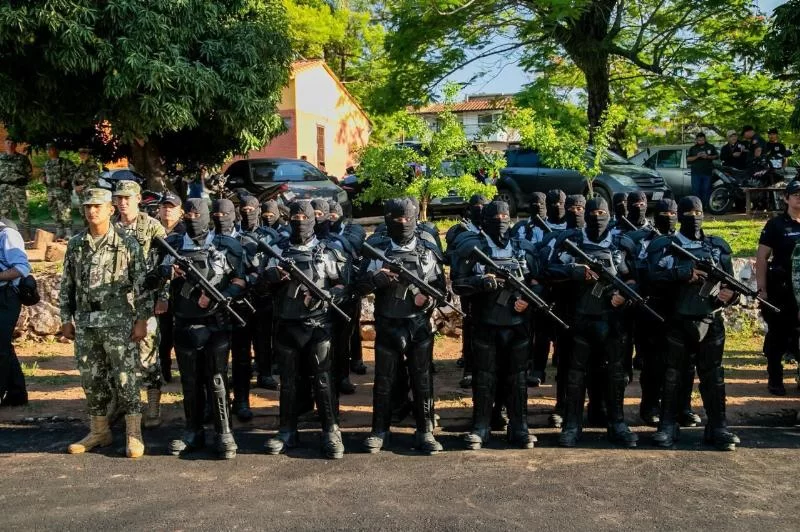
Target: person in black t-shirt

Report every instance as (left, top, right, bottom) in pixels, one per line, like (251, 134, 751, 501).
(764, 128, 788, 170)
(741, 125, 765, 165)
(687, 132, 718, 208)
(756, 180, 800, 396)
(719, 130, 748, 171)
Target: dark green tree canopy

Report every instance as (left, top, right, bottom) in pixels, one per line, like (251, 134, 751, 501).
(0, 0, 292, 182)
(765, 0, 800, 127)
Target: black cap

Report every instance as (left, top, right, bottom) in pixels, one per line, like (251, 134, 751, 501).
(768, 127, 779, 134)
(159, 191, 182, 207)
(695, 132, 706, 138)
(784, 180, 800, 195)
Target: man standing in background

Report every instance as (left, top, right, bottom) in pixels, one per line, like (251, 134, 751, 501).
(43, 143, 76, 240)
(0, 138, 32, 241)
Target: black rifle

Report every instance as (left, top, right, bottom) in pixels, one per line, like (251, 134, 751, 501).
(533, 214, 552, 233)
(469, 245, 569, 329)
(668, 243, 780, 313)
(618, 215, 639, 232)
(562, 238, 665, 322)
(361, 241, 466, 318)
(154, 236, 249, 327)
(258, 239, 351, 322)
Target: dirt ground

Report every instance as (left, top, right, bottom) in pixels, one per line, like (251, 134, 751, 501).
(4, 331, 799, 430)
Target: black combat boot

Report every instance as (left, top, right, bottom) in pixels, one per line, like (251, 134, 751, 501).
(606, 363, 638, 448)
(652, 367, 681, 448)
(558, 369, 585, 448)
(700, 368, 739, 451)
(211, 374, 237, 459)
(506, 369, 535, 449)
(464, 369, 494, 450)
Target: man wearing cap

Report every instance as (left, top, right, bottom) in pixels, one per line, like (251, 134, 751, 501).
(42, 143, 77, 240)
(687, 132, 718, 208)
(112, 180, 168, 428)
(72, 147, 100, 194)
(0, 138, 33, 241)
(156, 192, 185, 382)
(764, 128, 788, 171)
(756, 180, 800, 396)
(720, 130, 748, 171)
(59, 188, 149, 458)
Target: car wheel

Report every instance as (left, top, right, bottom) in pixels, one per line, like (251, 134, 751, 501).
(495, 189, 518, 217)
(708, 185, 734, 215)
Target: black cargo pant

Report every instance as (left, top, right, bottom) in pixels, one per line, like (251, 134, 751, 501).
(762, 271, 799, 386)
(0, 286, 24, 404)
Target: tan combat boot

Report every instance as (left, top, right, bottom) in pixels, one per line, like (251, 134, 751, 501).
(125, 414, 145, 458)
(143, 388, 162, 428)
(67, 415, 113, 454)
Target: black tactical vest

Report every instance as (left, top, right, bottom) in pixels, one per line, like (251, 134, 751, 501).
(274, 242, 338, 321)
(373, 239, 436, 320)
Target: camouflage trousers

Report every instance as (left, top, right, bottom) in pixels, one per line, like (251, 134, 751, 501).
(136, 316, 162, 389)
(46, 189, 72, 234)
(0, 184, 29, 230)
(75, 325, 141, 416)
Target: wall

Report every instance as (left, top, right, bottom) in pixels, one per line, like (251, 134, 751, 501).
(293, 65, 370, 178)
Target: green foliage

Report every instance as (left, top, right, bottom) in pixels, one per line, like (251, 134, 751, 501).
(501, 103, 626, 196)
(357, 86, 497, 220)
(765, 1, 800, 128)
(0, 0, 293, 169)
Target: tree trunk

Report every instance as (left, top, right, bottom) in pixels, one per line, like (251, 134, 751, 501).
(130, 139, 168, 192)
(581, 54, 611, 140)
(419, 196, 429, 221)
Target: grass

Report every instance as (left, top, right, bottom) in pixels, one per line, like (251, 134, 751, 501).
(703, 217, 767, 257)
(21, 361, 39, 377)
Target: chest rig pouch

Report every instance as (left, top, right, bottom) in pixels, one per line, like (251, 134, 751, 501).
(174, 245, 229, 319)
(377, 244, 428, 319)
(676, 240, 721, 318)
(578, 240, 626, 316)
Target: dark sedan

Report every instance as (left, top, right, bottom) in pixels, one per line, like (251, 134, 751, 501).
(497, 147, 673, 216)
(224, 158, 351, 216)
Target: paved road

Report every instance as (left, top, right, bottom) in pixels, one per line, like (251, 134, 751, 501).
(1, 421, 799, 530)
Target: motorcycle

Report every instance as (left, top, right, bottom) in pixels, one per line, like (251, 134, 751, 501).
(707, 152, 792, 215)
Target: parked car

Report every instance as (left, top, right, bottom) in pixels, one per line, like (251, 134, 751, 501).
(630, 144, 798, 200)
(224, 158, 351, 216)
(497, 147, 672, 216)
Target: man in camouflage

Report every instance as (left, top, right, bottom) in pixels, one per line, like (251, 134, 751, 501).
(42, 143, 76, 240)
(59, 188, 149, 458)
(72, 147, 100, 194)
(112, 180, 167, 428)
(0, 138, 32, 240)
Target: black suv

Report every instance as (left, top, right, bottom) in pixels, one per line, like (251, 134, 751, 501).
(497, 147, 673, 215)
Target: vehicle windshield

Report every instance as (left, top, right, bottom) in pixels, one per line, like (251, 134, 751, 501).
(586, 147, 633, 165)
(251, 161, 327, 182)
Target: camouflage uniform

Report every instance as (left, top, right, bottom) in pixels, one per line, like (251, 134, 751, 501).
(59, 216, 150, 416)
(114, 209, 167, 390)
(72, 157, 101, 191)
(0, 152, 31, 233)
(43, 156, 76, 237)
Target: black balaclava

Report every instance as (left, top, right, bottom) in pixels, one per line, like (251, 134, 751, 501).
(183, 198, 210, 244)
(467, 194, 488, 227)
(289, 200, 316, 244)
(565, 194, 587, 230)
(385, 198, 417, 245)
(654, 198, 678, 235)
(627, 191, 648, 227)
(261, 199, 281, 229)
(329, 200, 344, 233)
(482, 200, 511, 247)
(529, 192, 547, 221)
(239, 195, 261, 232)
(612, 192, 628, 221)
(546, 189, 567, 224)
(678, 196, 704, 240)
(311, 198, 331, 239)
(211, 199, 236, 236)
(584, 197, 611, 242)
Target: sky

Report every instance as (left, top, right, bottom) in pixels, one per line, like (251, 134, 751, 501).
(446, 0, 788, 97)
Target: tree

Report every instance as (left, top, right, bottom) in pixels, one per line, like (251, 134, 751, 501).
(376, 0, 759, 134)
(765, 0, 800, 128)
(357, 86, 497, 220)
(0, 0, 292, 189)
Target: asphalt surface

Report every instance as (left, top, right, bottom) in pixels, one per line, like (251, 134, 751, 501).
(1, 421, 799, 530)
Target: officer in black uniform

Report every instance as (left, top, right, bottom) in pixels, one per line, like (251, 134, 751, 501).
(445, 194, 488, 389)
(756, 180, 800, 395)
(451, 200, 538, 450)
(647, 196, 740, 450)
(329, 199, 368, 377)
(611, 192, 628, 234)
(162, 199, 246, 459)
(547, 197, 639, 448)
(358, 198, 444, 454)
(720, 130, 748, 171)
(310, 198, 361, 395)
(261, 199, 291, 238)
(764, 128, 789, 170)
(263, 200, 351, 459)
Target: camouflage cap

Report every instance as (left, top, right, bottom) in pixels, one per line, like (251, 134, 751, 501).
(112, 180, 141, 197)
(82, 188, 112, 205)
